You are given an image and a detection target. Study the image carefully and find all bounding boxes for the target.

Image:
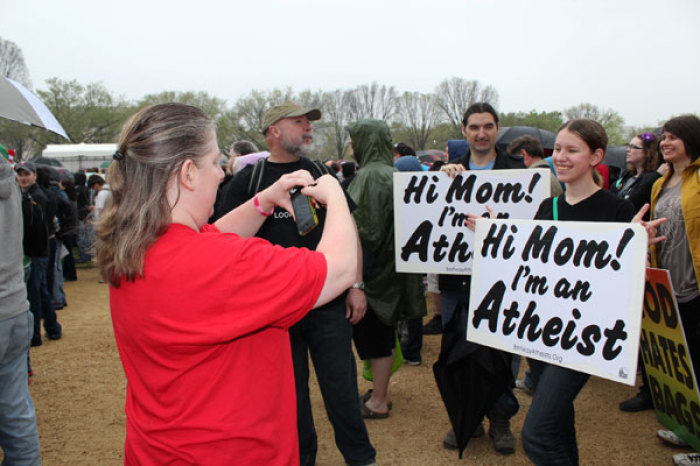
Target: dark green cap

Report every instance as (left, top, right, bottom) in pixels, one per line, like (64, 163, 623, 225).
(261, 102, 321, 134)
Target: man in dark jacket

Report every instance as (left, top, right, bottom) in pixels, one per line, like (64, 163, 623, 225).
(439, 103, 523, 455)
(15, 162, 62, 346)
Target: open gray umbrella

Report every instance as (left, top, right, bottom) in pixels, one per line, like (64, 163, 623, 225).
(0, 76, 69, 140)
(497, 126, 556, 153)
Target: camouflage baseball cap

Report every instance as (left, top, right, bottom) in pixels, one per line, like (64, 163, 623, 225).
(261, 102, 321, 134)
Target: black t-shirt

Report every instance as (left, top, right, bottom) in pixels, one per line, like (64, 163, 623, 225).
(535, 189, 635, 222)
(218, 157, 356, 250)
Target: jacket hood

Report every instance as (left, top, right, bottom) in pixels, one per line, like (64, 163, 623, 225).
(0, 157, 13, 200)
(348, 119, 393, 168)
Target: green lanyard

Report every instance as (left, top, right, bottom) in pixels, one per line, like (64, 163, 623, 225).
(553, 196, 559, 221)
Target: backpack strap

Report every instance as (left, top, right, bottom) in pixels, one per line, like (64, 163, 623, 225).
(311, 161, 332, 179)
(247, 159, 331, 198)
(247, 159, 266, 197)
(552, 196, 559, 221)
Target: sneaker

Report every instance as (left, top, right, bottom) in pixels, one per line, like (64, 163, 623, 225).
(619, 390, 653, 412)
(658, 429, 688, 447)
(423, 315, 443, 335)
(31, 336, 42, 347)
(488, 416, 516, 455)
(673, 453, 700, 465)
(515, 379, 535, 396)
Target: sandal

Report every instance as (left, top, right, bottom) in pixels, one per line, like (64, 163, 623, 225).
(361, 401, 390, 419)
(361, 390, 392, 410)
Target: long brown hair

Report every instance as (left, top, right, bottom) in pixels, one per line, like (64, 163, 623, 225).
(95, 103, 214, 286)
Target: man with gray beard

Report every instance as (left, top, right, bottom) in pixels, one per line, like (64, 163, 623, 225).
(217, 102, 377, 466)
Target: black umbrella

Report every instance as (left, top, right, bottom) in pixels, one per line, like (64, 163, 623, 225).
(29, 158, 73, 182)
(433, 306, 513, 458)
(603, 145, 627, 173)
(29, 156, 63, 167)
(497, 126, 557, 153)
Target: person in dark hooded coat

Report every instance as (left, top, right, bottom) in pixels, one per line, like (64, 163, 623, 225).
(347, 119, 426, 418)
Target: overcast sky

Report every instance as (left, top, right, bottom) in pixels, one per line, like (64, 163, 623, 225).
(2, 0, 698, 127)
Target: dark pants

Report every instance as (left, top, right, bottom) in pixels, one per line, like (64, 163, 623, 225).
(402, 317, 423, 363)
(522, 360, 590, 465)
(441, 289, 519, 420)
(289, 298, 376, 466)
(679, 295, 700, 375)
(27, 256, 60, 342)
(62, 233, 78, 281)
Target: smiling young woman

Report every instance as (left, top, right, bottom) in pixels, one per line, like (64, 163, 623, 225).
(649, 115, 700, 466)
(521, 119, 637, 466)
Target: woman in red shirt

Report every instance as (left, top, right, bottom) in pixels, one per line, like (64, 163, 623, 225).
(94, 103, 357, 465)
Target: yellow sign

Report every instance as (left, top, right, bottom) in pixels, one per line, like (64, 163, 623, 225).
(642, 268, 700, 451)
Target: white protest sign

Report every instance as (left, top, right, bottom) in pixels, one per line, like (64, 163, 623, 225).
(467, 219, 647, 385)
(393, 169, 550, 274)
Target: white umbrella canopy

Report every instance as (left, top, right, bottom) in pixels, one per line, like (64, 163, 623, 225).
(0, 76, 70, 140)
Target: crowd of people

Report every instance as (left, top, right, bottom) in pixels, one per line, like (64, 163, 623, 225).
(1, 99, 698, 466)
(0, 154, 114, 464)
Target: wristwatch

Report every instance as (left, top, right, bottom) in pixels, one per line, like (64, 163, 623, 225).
(351, 282, 365, 291)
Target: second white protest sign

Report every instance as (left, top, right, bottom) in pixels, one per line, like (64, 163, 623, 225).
(467, 218, 647, 385)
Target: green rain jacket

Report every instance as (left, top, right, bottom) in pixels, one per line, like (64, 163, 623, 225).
(347, 120, 426, 326)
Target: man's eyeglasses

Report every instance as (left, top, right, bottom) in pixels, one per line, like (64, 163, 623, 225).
(627, 144, 644, 150)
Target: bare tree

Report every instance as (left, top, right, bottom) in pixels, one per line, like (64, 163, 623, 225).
(433, 77, 499, 131)
(396, 91, 441, 150)
(227, 87, 295, 148)
(346, 82, 397, 122)
(564, 102, 626, 145)
(319, 89, 352, 159)
(0, 37, 32, 88)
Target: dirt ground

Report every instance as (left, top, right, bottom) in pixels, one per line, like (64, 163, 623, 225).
(20, 266, 689, 465)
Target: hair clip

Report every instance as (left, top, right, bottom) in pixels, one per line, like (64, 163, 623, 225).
(113, 150, 125, 161)
(641, 132, 655, 143)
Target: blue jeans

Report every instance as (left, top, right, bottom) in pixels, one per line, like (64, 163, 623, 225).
(52, 238, 67, 308)
(440, 289, 519, 420)
(290, 298, 376, 466)
(0, 311, 41, 465)
(27, 256, 60, 341)
(77, 222, 93, 263)
(522, 359, 590, 465)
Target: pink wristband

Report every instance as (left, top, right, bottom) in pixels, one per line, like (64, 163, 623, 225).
(254, 194, 274, 217)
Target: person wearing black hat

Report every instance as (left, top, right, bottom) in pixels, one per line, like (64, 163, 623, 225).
(14, 161, 62, 346)
(217, 102, 377, 466)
